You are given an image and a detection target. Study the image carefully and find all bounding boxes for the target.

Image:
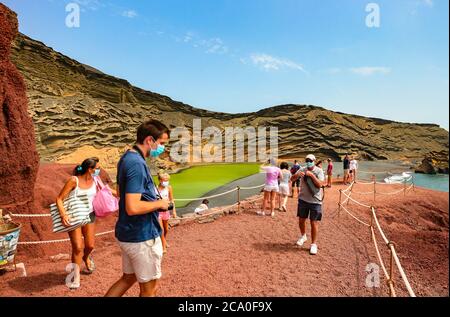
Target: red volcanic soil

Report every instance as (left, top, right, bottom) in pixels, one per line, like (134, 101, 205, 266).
(0, 180, 448, 297)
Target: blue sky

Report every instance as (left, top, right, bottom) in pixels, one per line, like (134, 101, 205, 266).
(3, 0, 449, 129)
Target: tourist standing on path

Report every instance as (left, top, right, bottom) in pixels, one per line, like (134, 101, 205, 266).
(291, 154, 326, 255)
(157, 170, 177, 254)
(350, 156, 359, 183)
(326, 158, 333, 188)
(258, 158, 281, 218)
(343, 154, 350, 185)
(279, 162, 291, 212)
(56, 157, 114, 289)
(105, 120, 170, 297)
(290, 160, 301, 197)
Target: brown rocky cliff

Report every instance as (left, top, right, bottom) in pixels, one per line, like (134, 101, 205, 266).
(9, 33, 450, 165)
(0, 3, 42, 255)
(0, 4, 39, 208)
(416, 150, 449, 174)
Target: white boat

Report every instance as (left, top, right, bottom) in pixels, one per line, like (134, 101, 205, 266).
(384, 172, 413, 184)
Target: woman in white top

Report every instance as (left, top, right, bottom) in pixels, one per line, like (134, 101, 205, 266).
(56, 157, 116, 289)
(279, 162, 291, 212)
(349, 157, 359, 183)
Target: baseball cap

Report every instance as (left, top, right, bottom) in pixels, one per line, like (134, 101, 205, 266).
(306, 154, 316, 161)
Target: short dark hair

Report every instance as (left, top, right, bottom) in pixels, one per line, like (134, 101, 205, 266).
(136, 120, 170, 144)
(202, 199, 209, 205)
(280, 162, 289, 170)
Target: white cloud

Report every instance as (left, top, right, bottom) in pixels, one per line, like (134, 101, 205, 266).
(122, 10, 137, 18)
(200, 38, 229, 54)
(350, 67, 391, 76)
(183, 32, 194, 43)
(249, 53, 306, 72)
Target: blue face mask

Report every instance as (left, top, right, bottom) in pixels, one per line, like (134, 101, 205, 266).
(149, 138, 165, 158)
(92, 168, 101, 177)
(306, 162, 315, 169)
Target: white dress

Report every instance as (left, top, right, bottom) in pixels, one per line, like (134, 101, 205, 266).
(279, 170, 291, 196)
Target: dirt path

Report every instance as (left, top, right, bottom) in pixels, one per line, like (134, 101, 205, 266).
(0, 184, 448, 297)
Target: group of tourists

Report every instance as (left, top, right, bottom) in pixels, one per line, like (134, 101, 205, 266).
(343, 154, 359, 185)
(259, 155, 329, 256)
(55, 118, 357, 296)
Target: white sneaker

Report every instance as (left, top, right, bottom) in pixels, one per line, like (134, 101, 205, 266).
(257, 211, 265, 216)
(271, 212, 275, 217)
(296, 235, 307, 247)
(310, 244, 318, 255)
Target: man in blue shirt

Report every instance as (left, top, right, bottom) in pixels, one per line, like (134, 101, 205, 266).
(106, 120, 170, 297)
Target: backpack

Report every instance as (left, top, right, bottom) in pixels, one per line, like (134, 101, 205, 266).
(290, 164, 300, 175)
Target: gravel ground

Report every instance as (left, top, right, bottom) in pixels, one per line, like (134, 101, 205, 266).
(0, 183, 448, 297)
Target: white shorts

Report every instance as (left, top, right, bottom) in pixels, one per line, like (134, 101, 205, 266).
(264, 184, 279, 193)
(118, 237, 163, 283)
(279, 184, 290, 196)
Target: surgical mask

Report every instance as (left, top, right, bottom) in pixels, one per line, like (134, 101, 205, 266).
(306, 162, 315, 169)
(161, 181, 169, 187)
(92, 168, 101, 177)
(149, 138, 165, 158)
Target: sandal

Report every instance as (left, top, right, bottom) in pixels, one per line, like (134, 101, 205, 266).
(83, 255, 96, 274)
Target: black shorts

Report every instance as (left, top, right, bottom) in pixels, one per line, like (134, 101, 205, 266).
(297, 200, 323, 221)
(292, 179, 300, 187)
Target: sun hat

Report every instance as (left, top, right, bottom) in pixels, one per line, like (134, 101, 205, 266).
(306, 154, 316, 161)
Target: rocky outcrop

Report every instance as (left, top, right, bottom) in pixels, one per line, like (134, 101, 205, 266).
(415, 151, 449, 174)
(0, 4, 39, 212)
(9, 32, 450, 165)
(0, 4, 41, 256)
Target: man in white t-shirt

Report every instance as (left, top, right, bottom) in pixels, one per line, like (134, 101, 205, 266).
(290, 154, 326, 255)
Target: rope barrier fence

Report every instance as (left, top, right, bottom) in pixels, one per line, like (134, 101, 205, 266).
(10, 184, 266, 245)
(337, 176, 417, 297)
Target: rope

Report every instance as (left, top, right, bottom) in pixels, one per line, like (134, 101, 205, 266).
(370, 226, 395, 296)
(341, 191, 372, 209)
(370, 208, 389, 245)
(239, 184, 265, 190)
(356, 180, 377, 185)
(342, 182, 355, 193)
(377, 188, 406, 196)
(174, 187, 238, 202)
(17, 229, 116, 245)
(16, 194, 264, 245)
(10, 213, 52, 218)
(389, 244, 416, 297)
(339, 204, 371, 227)
(351, 190, 374, 195)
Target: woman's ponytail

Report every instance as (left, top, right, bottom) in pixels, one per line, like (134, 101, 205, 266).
(73, 157, 100, 176)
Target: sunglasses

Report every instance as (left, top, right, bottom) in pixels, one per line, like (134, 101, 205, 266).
(305, 159, 313, 163)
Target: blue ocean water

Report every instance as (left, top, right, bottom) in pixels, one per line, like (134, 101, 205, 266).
(332, 160, 449, 192)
